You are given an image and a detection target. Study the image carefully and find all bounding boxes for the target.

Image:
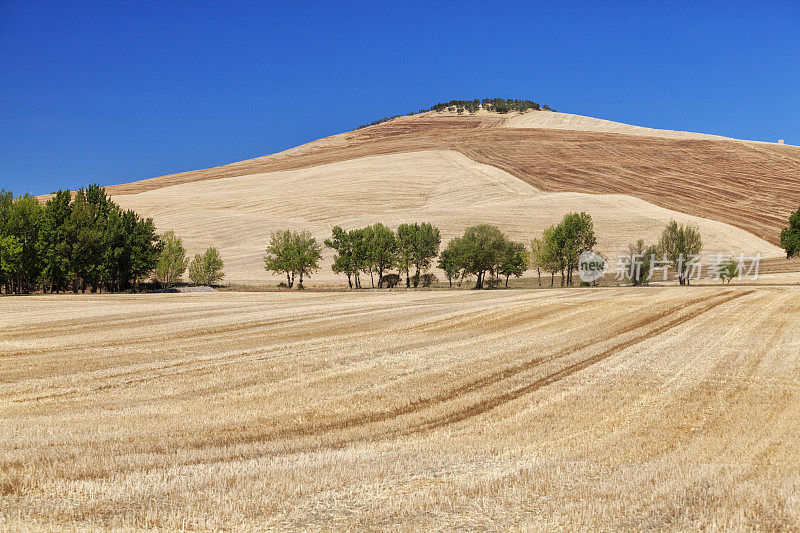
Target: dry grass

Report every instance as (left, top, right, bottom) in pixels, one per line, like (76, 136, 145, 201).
(2, 287, 800, 530)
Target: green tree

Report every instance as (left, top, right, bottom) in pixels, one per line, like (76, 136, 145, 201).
(410, 222, 441, 287)
(64, 189, 104, 292)
(265, 229, 297, 288)
(5, 194, 44, 293)
(0, 235, 23, 294)
(450, 224, 509, 289)
(188, 247, 225, 286)
(719, 259, 739, 285)
(0, 185, 159, 294)
(556, 212, 597, 286)
(624, 239, 658, 286)
(292, 230, 322, 288)
(128, 213, 160, 291)
(395, 224, 415, 287)
(39, 191, 73, 293)
(539, 226, 565, 287)
(780, 206, 800, 258)
(325, 226, 358, 288)
(499, 241, 528, 287)
(154, 230, 187, 289)
(658, 220, 703, 286)
(366, 223, 397, 288)
(437, 242, 462, 288)
(264, 229, 321, 288)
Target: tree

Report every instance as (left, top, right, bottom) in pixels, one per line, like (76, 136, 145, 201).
(39, 190, 72, 293)
(154, 230, 187, 289)
(4, 194, 44, 293)
(658, 220, 703, 286)
(539, 226, 565, 287)
(448, 224, 508, 289)
(410, 222, 440, 287)
(0, 235, 22, 294)
(188, 247, 225, 286)
(126, 211, 160, 291)
(624, 239, 658, 286)
(499, 241, 528, 287)
(265, 229, 297, 288)
(366, 223, 397, 288)
(325, 226, 357, 288)
(396, 222, 441, 288)
(437, 242, 461, 288)
(530, 236, 560, 288)
(292, 230, 322, 288)
(780, 206, 800, 258)
(0, 185, 160, 294)
(63, 189, 103, 292)
(719, 259, 738, 285)
(556, 212, 597, 286)
(395, 224, 415, 287)
(264, 229, 321, 288)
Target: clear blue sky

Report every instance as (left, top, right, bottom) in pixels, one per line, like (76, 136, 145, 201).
(2, 0, 798, 196)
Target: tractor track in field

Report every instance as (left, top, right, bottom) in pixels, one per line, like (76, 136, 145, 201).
(388, 289, 753, 438)
(24, 289, 757, 481)
(184, 290, 751, 457)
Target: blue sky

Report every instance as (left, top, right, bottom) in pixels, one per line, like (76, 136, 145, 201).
(2, 0, 798, 196)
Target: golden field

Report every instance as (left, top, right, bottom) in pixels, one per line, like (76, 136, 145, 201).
(2, 287, 800, 530)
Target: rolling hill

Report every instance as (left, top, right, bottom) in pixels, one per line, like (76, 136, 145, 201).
(103, 108, 799, 285)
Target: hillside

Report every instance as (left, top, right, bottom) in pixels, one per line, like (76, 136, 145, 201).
(113, 150, 783, 284)
(95, 108, 798, 284)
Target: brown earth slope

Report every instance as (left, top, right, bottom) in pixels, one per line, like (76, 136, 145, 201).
(105, 112, 800, 244)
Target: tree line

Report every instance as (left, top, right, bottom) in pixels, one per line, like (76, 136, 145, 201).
(0, 186, 225, 294)
(263, 214, 748, 289)
(264, 214, 600, 290)
(0, 186, 160, 294)
(356, 98, 556, 128)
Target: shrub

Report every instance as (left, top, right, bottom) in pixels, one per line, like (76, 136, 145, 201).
(420, 273, 437, 287)
(154, 231, 188, 289)
(188, 247, 224, 286)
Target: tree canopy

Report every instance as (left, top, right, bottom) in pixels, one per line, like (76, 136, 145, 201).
(154, 231, 188, 289)
(780, 206, 800, 259)
(0, 185, 160, 294)
(356, 98, 555, 128)
(658, 220, 703, 286)
(265, 229, 322, 289)
(188, 247, 225, 286)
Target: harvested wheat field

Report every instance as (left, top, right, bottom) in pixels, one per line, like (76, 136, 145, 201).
(2, 287, 800, 530)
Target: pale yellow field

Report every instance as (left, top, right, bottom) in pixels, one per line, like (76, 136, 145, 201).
(2, 287, 800, 530)
(503, 110, 735, 140)
(111, 151, 783, 286)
